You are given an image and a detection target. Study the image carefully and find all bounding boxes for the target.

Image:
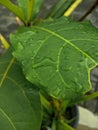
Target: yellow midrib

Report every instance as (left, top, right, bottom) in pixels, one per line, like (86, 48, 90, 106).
(0, 107, 17, 130)
(0, 57, 15, 87)
(64, 0, 83, 17)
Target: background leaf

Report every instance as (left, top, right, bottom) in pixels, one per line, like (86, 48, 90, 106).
(0, 49, 42, 130)
(32, 0, 43, 19)
(17, 0, 43, 23)
(0, 0, 25, 22)
(46, 0, 75, 18)
(10, 17, 98, 101)
(17, 0, 29, 19)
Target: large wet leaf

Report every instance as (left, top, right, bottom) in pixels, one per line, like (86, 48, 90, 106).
(10, 17, 98, 101)
(0, 49, 41, 130)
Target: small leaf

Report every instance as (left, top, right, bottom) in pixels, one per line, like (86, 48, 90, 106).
(32, 0, 43, 19)
(17, 0, 43, 23)
(10, 17, 98, 101)
(47, 0, 75, 18)
(0, 49, 42, 130)
(58, 119, 74, 130)
(0, 0, 25, 22)
(17, 0, 33, 22)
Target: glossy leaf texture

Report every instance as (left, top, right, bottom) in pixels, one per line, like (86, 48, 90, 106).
(10, 17, 98, 101)
(17, 0, 43, 22)
(0, 49, 41, 130)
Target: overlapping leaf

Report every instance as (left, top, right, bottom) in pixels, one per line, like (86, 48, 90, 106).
(0, 49, 41, 130)
(10, 17, 98, 101)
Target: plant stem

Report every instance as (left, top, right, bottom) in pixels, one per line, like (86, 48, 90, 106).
(58, 119, 74, 130)
(40, 93, 52, 114)
(70, 92, 98, 106)
(64, 0, 83, 17)
(0, 34, 9, 49)
(51, 119, 57, 130)
(46, 0, 75, 19)
(79, 0, 98, 21)
(82, 92, 98, 102)
(55, 0, 75, 18)
(27, 0, 35, 25)
(0, 0, 25, 23)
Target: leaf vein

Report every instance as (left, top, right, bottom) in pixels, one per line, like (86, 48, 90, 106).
(32, 36, 51, 60)
(0, 57, 15, 87)
(34, 26, 97, 65)
(6, 76, 37, 124)
(57, 42, 67, 71)
(0, 107, 17, 130)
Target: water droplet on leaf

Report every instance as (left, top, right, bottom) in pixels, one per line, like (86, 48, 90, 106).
(61, 66, 72, 71)
(76, 85, 82, 93)
(92, 45, 95, 48)
(65, 57, 70, 60)
(95, 51, 98, 57)
(36, 55, 40, 59)
(17, 42, 23, 50)
(31, 57, 34, 60)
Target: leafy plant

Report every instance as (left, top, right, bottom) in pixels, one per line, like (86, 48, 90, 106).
(0, 0, 98, 130)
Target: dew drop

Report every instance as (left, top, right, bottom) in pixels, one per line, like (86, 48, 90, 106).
(36, 55, 40, 59)
(22, 60, 25, 65)
(33, 75, 37, 79)
(78, 60, 85, 67)
(77, 72, 81, 77)
(17, 42, 23, 50)
(72, 78, 83, 93)
(95, 51, 98, 57)
(61, 66, 72, 71)
(91, 45, 95, 48)
(82, 31, 86, 34)
(31, 57, 34, 60)
(65, 56, 70, 60)
(26, 76, 29, 80)
(65, 18, 71, 24)
(76, 85, 82, 93)
(53, 85, 61, 96)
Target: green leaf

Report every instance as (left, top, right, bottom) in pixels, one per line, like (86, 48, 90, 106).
(17, 0, 43, 24)
(17, 0, 33, 23)
(0, 49, 42, 130)
(58, 119, 74, 130)
(46, 0, 75, 18)
(32, 0, 43, 19)
(0, 0, 25, 22)
(10, 17, 98, 101)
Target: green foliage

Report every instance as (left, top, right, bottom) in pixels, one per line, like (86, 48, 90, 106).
(0, 49, 42, 130)
(47, 0, 75, 18)
(17, 0, 43, 24)
(32, 0, 43, 19)
(0, 0, 98, 130)
(0, 0, 43, 25)
(0, 0, 25, 22)
(11, 17, 98, 101)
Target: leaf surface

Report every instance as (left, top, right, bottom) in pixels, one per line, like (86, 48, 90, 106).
(10, 17, 98, 101)
(0, 49, 41, 130)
